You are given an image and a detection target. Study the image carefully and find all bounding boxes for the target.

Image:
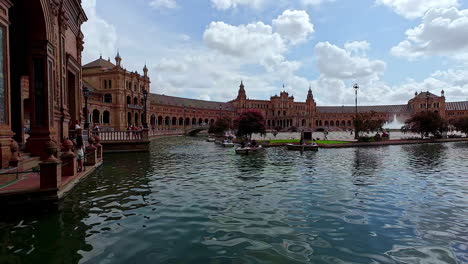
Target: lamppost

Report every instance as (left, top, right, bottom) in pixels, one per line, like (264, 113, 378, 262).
(83, 86, 90, 130)
(183, 107, 186, 132)
(426, 91, 430, 111)
(143, 89, 148, 128)
(353, 83, 359, 139)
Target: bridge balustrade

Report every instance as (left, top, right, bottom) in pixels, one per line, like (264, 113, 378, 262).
(91, 130, 148, 142)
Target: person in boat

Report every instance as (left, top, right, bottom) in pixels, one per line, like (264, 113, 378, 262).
(251, 140, 257, 147)
(240, 141, 246, 148)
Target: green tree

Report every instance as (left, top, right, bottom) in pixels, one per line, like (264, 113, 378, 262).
(353, 111, 385, 137)
(402, 111, 448, 138)
(208, 116, 231, 136)
(453, 117, 468, 136)
(235, 110, 266, 139)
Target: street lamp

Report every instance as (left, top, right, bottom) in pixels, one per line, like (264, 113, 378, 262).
(83, 86, 90, 130)
(426, 91, 430, 111)
(353, 83, 359, 139)
(183, 107, 186, 132)
(143, 89, 148, 128)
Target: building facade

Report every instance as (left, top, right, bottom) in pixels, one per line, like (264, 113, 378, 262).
(82, 54, 151, 130)
(0, 0, 87, 169)
(83, 55, 468, 136)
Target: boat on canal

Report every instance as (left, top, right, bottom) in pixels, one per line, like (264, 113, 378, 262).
(206, 137, 216, 142)
(222, 141, 235, 147)
(235, 146, 264, 155)
(286, 143, 319, 151)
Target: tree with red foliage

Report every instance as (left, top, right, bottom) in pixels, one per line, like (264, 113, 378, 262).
(402, 111, 448, 138)
(453, 117, 468, 136)
(234, 110, 266, 139)
(208, 116, 231, 136)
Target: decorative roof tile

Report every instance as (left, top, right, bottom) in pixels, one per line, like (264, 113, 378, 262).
(150, 94, 236, 111)
(317, 104, 411, 113)
(83, 58, 116, 69)
(446, 101, 468, 111)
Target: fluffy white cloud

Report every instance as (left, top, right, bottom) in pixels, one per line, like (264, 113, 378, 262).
(376, 0, 459, 19)
(301, 0, 335, 7)
(149, 0, 177, 9)
(272, 10, 314, 45)
(315, 41, 386, 80)
(344, 41, 370, 55)
(210, 0, 265, 10)
(203, 21, 286, 68)
(391, 7, 468, 59)
(82, 0, 118, 63)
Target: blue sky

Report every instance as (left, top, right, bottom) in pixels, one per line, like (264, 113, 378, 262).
(82, 0, 468, 105)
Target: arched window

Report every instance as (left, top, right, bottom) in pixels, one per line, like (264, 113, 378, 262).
(185, 118, 191, 126)
(198, 118, 203, 125)
(204, 118, 209, 124)
(165, 116, 170, 126)
(172, 117, 177, 126)
(210, 119, 215, 125)
(179, 117, 184, 126)
(92, 109, 100, 124)
(158, 116, 163, 126)
(127, 112, 132, 126)
(336, 120, 340, 127)
(347, 120, 352, 126)
(151, 115, 156, 126)
(330, 121, 335, 126)
(319, 120, 322, 126)
(109, 80, 112, 89)
(325, 121, 329, 126)
(103, 111, 110, 124)
(341, 120, 346, 126)
(127, 96, 131, 104)
(141, 98, 144, 105)
(104, 94, 112, 103)
(284, 111, 287, 116)
(302, 119, 306, 127)
(133, 97, 138, 105)
(135, 113, 139, 126)
(192, 118, 197, 125)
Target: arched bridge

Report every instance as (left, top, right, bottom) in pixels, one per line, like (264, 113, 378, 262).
(185, 125, 210, 136)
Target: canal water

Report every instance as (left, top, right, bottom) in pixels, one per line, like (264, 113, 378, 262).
(1, 137, 467, 263)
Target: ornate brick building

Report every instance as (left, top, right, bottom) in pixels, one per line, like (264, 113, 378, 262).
(82, 54, 151, 130)
(82, 54, 468, 135)
(0, 0, 87, 169)
(230, 83, 468, 131)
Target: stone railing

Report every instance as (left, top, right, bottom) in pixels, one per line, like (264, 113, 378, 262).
(90, 130, 149, 142)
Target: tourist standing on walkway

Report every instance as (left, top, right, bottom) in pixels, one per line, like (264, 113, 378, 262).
(74, 130, 86, 172)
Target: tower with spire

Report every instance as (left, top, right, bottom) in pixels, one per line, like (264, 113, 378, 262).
(235, 81, 247, 109)
(115, 51, 122, 68)
(143, 64, 148, 77)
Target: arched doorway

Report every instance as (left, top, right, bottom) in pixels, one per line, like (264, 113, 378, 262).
(103, 111, 110, 124)
(127, 112, 132, 126)
(10, 0, 50, 148)
(134, 112, 139, 126)
(92, 110, 100, 124)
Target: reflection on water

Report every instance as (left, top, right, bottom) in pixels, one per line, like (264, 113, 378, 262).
(0, 137, 467, 264)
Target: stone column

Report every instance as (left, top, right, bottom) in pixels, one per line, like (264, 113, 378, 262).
(40, 141, 62, 190)
(60, 139, 76, 177)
